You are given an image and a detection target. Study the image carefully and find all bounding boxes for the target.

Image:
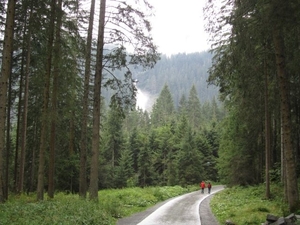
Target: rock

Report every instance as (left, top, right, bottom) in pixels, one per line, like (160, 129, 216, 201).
(225, 220, 235, 225)
(264, 213, 300, 225)
(286, 213, 296, 222)
(278, 217, 286, 225)
(267, 214, 279, 223)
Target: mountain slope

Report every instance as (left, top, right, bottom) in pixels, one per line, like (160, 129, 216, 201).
(135, 51, 217, 108)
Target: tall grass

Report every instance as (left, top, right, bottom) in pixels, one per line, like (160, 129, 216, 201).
(210, 183, 299, 225)
(0, 185, 198, 225)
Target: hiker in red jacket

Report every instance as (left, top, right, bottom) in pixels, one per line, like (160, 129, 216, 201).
(200, 181, 205, 194)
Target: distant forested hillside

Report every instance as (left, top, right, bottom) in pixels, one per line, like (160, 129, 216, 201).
(134, 51, 217, 107)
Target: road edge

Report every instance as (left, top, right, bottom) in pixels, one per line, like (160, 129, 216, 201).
(198, 185, 224, 225)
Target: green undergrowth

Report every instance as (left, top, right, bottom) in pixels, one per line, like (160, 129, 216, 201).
(0, 185, 198, 225)
(211, 183, 300, 225)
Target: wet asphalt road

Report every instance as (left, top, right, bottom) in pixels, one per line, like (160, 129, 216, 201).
(117, 185, 224, 225)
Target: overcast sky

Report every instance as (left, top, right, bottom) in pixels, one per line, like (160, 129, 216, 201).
(149, 0, 210, 56)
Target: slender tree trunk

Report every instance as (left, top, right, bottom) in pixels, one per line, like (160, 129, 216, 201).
(69, 110, 75, 192)
(15, 25, 25, 194)
(18, 6, 33, 194)
(15, 3, 27, 195)
(37, 0, 56, 201)
(48, 0, 62, 199)
(80, 0, 96, 199)
(69, 112, 75, 156)
(273, 27, 299, 212)
(89, 0, 106, 201)
(5, 74, 12, 200)
(272, 118, 277, 164)
(0, 0, 16, 203)
(281, 115, 288, 202)
(264, 56, 271, 199)
(29, 121, 37, 193)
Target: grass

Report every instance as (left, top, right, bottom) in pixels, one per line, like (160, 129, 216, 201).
(1, 183, 299, 225)
(0, 185, 198, 225)
(210, 183, 300, 225)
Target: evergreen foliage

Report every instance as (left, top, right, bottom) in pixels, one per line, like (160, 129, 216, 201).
(205, 0, 300, 211)
(0, 0, 223, 202)
(135, 52, 217, 107)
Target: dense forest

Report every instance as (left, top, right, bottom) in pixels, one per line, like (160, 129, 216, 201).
(1, 0, 300, 214)
(134, 52, 218, 108)
(102, 51, 218, 111)
(0, 0, 223, 204)
(205, 0, 300, 211)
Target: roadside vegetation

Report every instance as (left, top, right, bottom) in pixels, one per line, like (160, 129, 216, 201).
(211, 183, 300, 225)
(2, 183, 300, 225)
(0, 185, 198, 225)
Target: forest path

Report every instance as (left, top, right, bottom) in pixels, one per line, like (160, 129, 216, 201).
(117, 185, 224, 225)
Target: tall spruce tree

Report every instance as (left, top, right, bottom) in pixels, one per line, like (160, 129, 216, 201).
(36, 0, 58, 201)
(89, 0, 106, 201)
(138, 135, 153, 187)
(151, 84, 175, 127)
(48, 0, 63, 199)
(177, 127, 202, 186)
(89, 0, 159, 200)
(80, 0, 96, 199)
(0, 0, 16, 203)
(187, 85, 202, 130)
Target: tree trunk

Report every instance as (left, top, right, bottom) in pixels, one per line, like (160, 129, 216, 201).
(80, 0, 96, 199)
(89, 0, 106, 201)
(69, 110, 75, 192)
(281, 114, 288, 202)
(18, 6, 33, 194)
(0, 0, 16, 203)
(15, 37, 24, 194)
(273, 27, 299, 212)
(5, 73, 12, 200)
(264, 56, 271, 199)
(29, 121, 37, 193)
(37, 0, 56, 201)
(69, 112, 75, 156)
(48, 0, 62, 199)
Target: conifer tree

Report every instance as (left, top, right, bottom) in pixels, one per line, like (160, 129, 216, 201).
(89, 0, 159, 199)
(80, 0, 96, 199)
(178, 94, 188, 117)
(138, 138, 153, 187)
(115, 148, 134, 188)
(151, 84, 175, 127)
(89, 0, 106, 201)
(0, 0, 16, 203)
(177, 127, 202, 186)
(206, 0, 299, 211)
(187, 85, 202, 130)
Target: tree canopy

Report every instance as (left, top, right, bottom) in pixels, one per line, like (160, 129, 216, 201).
(205, 0, 300, 211)
(0, 0, 222, 204)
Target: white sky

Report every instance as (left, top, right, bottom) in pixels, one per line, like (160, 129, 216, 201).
(149, 0, 210, 56)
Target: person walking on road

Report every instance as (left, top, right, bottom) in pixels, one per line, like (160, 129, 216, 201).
(207, 182, 212, 194)
(200, 181, 206, 194)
